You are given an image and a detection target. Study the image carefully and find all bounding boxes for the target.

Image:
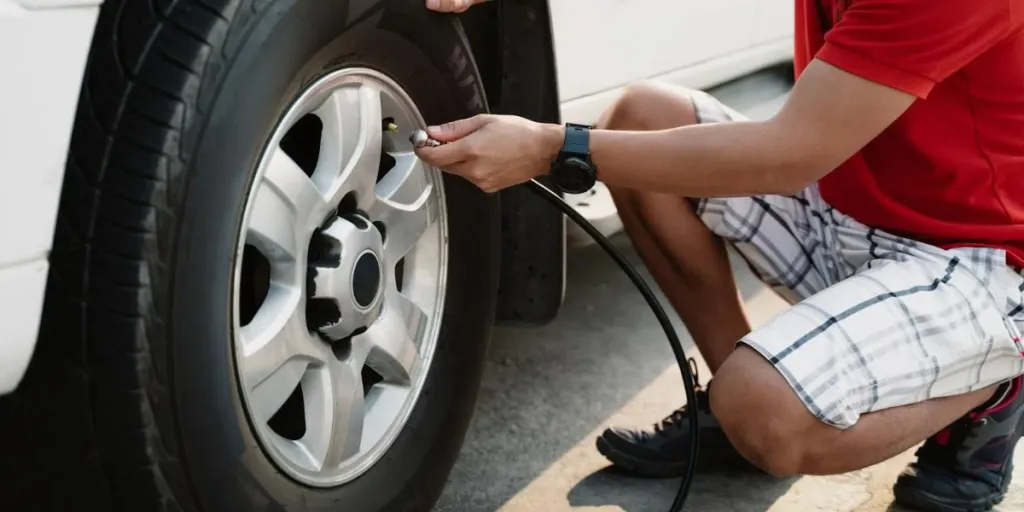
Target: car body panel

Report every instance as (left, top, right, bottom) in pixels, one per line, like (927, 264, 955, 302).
(0, 1, 99, 393)
(552, 0, 794, 123)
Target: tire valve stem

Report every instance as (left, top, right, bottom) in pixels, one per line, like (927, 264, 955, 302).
(383, 117, 400, 133)
(410, 129, 443, 148)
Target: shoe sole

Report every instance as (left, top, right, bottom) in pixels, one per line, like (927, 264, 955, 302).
(892, 483, 1004, 512)
(892, 475, 1003, 512)
(595, 435, 688, 478)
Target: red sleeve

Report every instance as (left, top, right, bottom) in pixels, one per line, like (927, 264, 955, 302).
(817, 0, 1016, 98)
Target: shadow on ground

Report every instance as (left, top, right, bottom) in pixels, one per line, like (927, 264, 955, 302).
(568, 467, 797, 512)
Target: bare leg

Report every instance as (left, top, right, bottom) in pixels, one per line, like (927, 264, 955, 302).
(712, 346, 998, 476)
(599, 82, 749, 372)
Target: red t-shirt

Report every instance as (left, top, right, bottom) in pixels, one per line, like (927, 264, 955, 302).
(798, 0, 1024, 267)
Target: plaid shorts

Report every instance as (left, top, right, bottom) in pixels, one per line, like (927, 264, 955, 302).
(690, 90, 1024, 429)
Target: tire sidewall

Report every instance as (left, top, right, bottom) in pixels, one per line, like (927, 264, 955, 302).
(169, 1, 495, 509)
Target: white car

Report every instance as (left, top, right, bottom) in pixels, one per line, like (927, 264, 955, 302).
(0, 0, 790, 510)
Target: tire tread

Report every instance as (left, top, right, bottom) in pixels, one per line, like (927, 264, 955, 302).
(8, 1, 261, 510)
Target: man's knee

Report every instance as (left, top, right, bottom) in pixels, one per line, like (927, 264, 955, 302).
(600, 81, 700, 207)
(711, 346, 825, 477)
(598, 80, 698, 131)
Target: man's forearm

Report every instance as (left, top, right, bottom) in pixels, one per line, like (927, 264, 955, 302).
(555, 119, 825, 198)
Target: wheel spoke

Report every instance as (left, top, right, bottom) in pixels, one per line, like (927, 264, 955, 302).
(360, 289, 425, 385)
(239, 287, 324, 420)
(361, 384, 410, 451)
(248, 148, 326, 262)
(371, 154, 439, 261)
(305, 360, 365, 469)
(314, 83, 382, 210)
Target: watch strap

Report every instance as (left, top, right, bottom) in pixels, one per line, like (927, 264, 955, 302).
(561, 123, 592, 161)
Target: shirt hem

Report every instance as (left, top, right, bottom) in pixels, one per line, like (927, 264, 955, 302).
(816, 42, 936, 99)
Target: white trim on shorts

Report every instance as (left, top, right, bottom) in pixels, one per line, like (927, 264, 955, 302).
(689, 90, 1024, 429)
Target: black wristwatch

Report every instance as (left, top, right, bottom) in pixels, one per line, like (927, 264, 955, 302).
(549, 123, 598, 194)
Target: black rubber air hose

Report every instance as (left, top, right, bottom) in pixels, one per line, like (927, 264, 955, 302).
(522, 178, 698, 512)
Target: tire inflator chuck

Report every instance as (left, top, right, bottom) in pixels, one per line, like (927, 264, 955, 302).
(410, 129, 699, 512)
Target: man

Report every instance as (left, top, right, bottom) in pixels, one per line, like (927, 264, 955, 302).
(422, 0, 1024, 510)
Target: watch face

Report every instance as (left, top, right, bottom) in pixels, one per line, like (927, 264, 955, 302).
(553, 157, 596, 194)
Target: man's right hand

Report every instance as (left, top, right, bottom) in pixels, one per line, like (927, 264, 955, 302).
(426, 0, 489, 13)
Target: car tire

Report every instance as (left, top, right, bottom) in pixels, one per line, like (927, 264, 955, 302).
(0, 1, 498, 511)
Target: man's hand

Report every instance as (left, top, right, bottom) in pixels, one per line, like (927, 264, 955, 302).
(425, 0, 489, 13)
(414, 115, 563, 193)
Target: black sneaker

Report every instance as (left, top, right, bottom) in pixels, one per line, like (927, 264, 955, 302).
(595, 360, 760, 477)
(894, 377, 1024, 512)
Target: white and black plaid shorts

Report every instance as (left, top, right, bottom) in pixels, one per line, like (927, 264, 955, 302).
(690, 90, 1024, 429)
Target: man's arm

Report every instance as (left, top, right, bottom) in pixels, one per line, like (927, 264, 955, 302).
(415, 0, 1012, 196)
(416, 59, 914, 195)
(582, 60, 915, 197)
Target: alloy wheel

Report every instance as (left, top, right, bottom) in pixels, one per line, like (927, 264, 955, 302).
(232, 68, 449, 487)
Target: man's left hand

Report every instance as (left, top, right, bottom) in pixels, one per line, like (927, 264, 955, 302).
(414, 114, 563, 193)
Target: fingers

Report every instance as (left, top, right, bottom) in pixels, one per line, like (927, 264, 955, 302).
(425, 0, 473, 12)
(427, 114, 492, 142)
(415, 150, 503, 194)
(414, 140, 468, 168)
(434, 160, 501, 193)
(414, 115, 491, 168)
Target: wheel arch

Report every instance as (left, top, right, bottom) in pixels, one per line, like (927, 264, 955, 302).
(460, 0, 567, 327)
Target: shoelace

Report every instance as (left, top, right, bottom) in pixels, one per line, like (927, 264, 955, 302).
(653, 359, 703, 436)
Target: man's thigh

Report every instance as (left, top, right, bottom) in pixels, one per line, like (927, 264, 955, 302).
(740, 246, 1024, 429)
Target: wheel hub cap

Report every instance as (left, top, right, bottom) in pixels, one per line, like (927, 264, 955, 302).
(352, 252, 382, 309)
(231, 68, 449, 487)
(311, 214, 386, 340)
